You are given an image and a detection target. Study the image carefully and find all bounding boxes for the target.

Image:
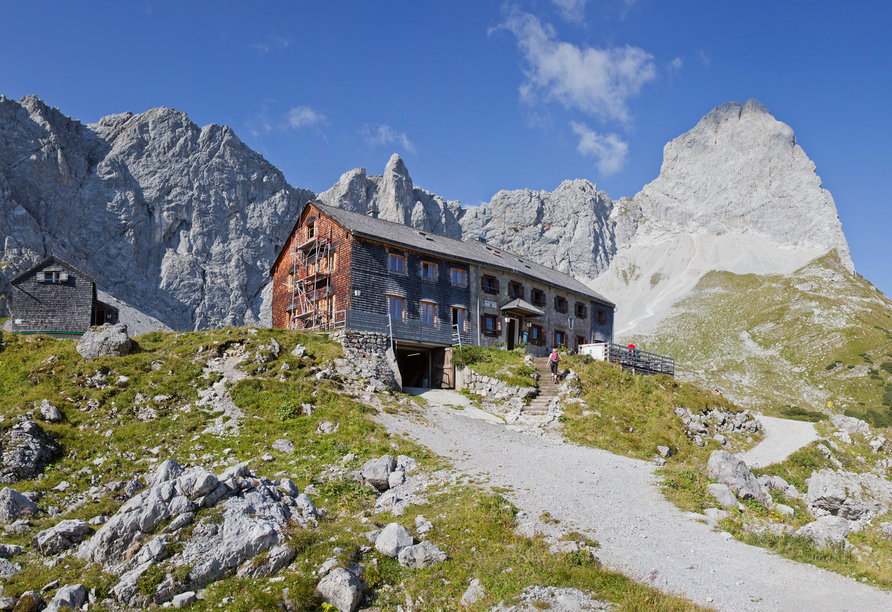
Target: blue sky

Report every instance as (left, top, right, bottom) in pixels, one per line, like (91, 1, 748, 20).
(1, 1, 890, 296)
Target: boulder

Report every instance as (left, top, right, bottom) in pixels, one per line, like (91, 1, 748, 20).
(272, 439, 295, 454)
(0, 558, 20, 580)
(361, 455, 396, 491)
(315, 567, 365, 612)
(707, 451, 766, 502)
(398, 541, 447, 569)
(0, 488, 38, 524)
(38, 400, 63, 423)
(460, 578, 485, 608)
(707, 483, 738, 509)
(76, 323, 132, 359)
(12, 592, 42, 612)
(796, 515, 850, 548)
(172, 591, 197, 609)
(44, 584, 86, 612)
(237, 544, 296, 578)
(0, 418, 62, 483)
(830, 414, 870, 435)
(32, 520, 91, 555)
(374, 523, 414, 558)
(151, 459, 183, 487)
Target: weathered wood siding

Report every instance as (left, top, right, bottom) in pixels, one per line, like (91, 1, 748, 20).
(11, 266, 93, 333)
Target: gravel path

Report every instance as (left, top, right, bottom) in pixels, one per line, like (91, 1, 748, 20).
(737, 416, 819, 469)
(379, 394, 890, 612)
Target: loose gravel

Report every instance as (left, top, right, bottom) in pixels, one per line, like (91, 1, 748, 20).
(737, 416, 818, 469)
(379, 395, 891, 612)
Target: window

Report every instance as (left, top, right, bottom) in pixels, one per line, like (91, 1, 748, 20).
(40, 271, 66, 283)
(554, 330, 567, 347)
(596, 309, 607, 324)
(389, 253, 405, 274)
(481, 314, 501, 337)
(531, 288, 546, 307)
(575, 302, 588, 318)
(575, 336, 586, 351)
(306, 221, 315, 239)
(452, 307, 468, 332)
(529, 325, 545, 346)
(482, 275, 499, 294)
(421, 301, 437, 324)
(43, 271, 60, 282)
(450, 268, 467, 286)
(421, 261, 437, 281)
(508, 281, 524, 299)
(554, 296, 568, 313)
(388, 295, 406, 320)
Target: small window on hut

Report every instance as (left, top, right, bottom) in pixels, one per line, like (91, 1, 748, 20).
(452, 307, 468, 332)
(531, 288, 546, 307)
(596, 309, 607, 324)
(481, 314, 501, 337)
(482, 275, 499, 294)
(508, 281, 524, 299)
(421, 261, 437, 281)
(554, 296, 568, 313)
(306, 221, 315, 240)
(554, 330, 567, 347)
(530, 325, 545, 346)
(575, 302, 587, 318)
(450, 268, 466, 286)
(389, 253, 406, 274)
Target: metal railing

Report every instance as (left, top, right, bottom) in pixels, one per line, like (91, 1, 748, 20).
(296, 309, 472, 347)
(580, 342, 675, 377)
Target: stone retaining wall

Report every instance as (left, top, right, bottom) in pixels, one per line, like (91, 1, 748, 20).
(331, 330, 399, 389)
(456, 367, 537, 402)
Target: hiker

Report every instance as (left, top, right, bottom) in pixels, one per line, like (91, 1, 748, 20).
(548, 347, 560, 383)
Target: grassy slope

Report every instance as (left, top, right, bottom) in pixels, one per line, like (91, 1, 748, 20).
(559, 356, 759, 462)
(637, 252, 892, 417)
(0, 330, 706, 612)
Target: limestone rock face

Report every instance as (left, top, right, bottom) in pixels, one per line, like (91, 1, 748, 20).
(458, 179, 616, 280)
(318, 153, 463, 237)
(630, 100, 850, 258)
(0, 95, 313, 330)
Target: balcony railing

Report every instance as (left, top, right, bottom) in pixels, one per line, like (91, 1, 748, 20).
(296, 309, 472, 347)
(580, 343, 675, 377)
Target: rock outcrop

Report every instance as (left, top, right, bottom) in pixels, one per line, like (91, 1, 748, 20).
(0, 95, 313, 330)
(319, 153, 463, 237)
(0, 418, 62, 483)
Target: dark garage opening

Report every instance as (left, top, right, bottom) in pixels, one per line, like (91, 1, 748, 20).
(396, 349, 430, 388)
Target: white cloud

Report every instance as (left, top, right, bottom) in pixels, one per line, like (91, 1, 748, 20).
(250, 36, 290, 54)
(360, 124, 416, 155)
(498, 10, 656, 124)
(552, 0, 587, 22)
(668, 56, 683, 76)
(698, 50, 710, 67)
(288, 106, 326, 129)
(571, 121, 628, 175)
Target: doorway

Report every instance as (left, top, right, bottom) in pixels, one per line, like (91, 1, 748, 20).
(396, 348, 430, 388)
(506, 319, 516, 350)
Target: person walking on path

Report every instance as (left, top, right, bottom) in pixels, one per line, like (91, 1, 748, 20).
(548, 347, 561, 383)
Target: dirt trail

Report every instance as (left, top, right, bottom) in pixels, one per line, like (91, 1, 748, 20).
(379, 393, 890, 612)
(738, 416, 819, 468)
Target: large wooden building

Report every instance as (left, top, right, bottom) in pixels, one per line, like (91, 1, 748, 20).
(270, 202, 615, 387)
(10, 256, 118, 335)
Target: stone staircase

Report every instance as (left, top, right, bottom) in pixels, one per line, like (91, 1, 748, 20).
(520, 357, 561, 419)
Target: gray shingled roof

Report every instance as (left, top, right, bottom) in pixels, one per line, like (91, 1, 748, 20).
(313, 202, 614, 307)
(10, 255, 97, 285)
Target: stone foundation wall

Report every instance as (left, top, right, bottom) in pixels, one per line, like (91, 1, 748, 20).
(331, 330, 399, 389)
(457, 367, 537, 402)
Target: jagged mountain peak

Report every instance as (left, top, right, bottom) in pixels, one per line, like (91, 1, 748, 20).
(0, 95, 313, 330)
